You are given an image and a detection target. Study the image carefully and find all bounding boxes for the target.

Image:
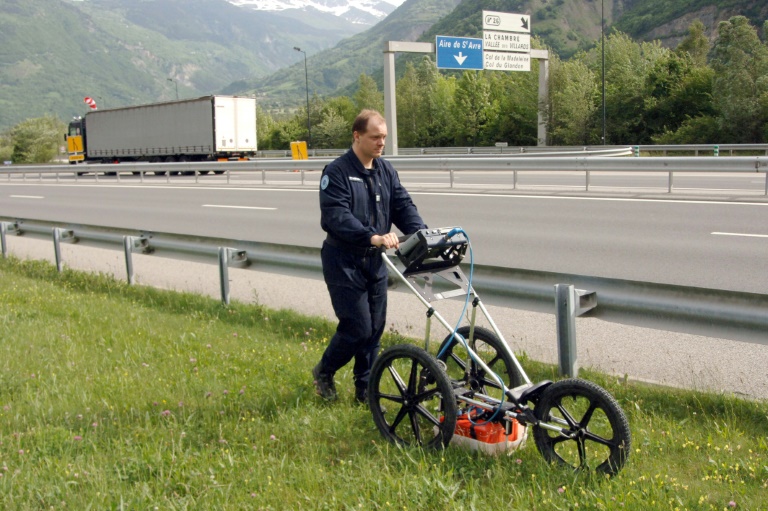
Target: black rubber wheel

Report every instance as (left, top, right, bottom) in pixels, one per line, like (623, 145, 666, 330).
(533, 378, 631, 476)
(437, 326, 522, 402)
(368, 344, 457, 449)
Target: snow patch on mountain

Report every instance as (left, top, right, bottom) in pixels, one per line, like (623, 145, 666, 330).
(228, 0, 405, 22)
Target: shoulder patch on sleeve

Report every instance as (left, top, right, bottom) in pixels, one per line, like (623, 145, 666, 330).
(320, 174, 330, 190)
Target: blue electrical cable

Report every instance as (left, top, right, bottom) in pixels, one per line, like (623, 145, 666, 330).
(436, 228, 505, 426)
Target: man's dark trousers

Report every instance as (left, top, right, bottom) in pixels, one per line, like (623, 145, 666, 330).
(319, 242, 388, 394)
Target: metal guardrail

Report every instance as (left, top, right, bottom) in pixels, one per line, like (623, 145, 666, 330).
(255, 144, 768, 158)
(3, 150, 768, 194)
(2, 219, 766, 346)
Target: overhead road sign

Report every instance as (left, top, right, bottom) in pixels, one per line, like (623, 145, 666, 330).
(483, 11, 530, 34)
(436, 36, 484, 70)
(484, 52, 531, 72)
(483, 31, 531, 53)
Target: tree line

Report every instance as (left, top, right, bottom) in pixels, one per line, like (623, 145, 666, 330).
(2, 15, 767, 164)
(260, 15, 768, 150)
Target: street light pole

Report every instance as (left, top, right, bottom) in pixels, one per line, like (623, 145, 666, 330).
(293, 46, 312, 149)
(601, 0, 606, 145)
(167, 78, 178, 100)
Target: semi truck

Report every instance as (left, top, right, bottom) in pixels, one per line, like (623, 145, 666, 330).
(66, 95, 257, 169)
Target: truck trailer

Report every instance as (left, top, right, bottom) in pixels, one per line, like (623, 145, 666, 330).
(66, 95, 257, 166)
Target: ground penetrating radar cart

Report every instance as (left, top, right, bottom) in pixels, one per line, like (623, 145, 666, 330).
(367, 227, 631, 475)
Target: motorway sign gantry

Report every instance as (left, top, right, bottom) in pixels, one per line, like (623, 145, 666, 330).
(436, 35, 484, 70)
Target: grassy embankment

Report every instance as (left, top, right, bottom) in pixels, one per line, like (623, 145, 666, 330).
(0, 256, 766, 510)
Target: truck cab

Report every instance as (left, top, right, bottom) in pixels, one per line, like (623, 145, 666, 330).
(66, 118, 86, 164)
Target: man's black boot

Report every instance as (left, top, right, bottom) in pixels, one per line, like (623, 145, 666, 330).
(312, 363, 337, 401)
(355, 386, 367, 406)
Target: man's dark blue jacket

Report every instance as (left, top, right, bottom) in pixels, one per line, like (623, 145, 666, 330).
(320, 150, 425, 247)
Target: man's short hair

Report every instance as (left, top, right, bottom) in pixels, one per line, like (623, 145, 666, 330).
(352, 109, 385, 134)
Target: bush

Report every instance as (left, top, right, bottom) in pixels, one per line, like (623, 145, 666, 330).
(9, 115, 65, 163)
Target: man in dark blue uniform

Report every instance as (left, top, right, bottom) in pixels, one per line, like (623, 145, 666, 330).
(314, 109, 427, 403)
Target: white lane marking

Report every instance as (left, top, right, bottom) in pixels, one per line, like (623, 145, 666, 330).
(411, 191, 768, 206)
(3, 183, 768, 207)
(202, 204, 277, 211)
(9, 195, 44, 199)
(712, 232, 768, 239)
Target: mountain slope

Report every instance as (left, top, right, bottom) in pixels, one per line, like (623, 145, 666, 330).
(0, 0, 362, 129)
(2, 0, 765, 132)
(230, 0, 402, 27)
(232, 0, 463, 109)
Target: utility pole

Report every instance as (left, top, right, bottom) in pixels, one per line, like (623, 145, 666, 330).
(293, 47, 312, 149)
(167, 78, 179, 100)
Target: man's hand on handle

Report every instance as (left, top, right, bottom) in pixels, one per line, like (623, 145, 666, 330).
(370, 232, 400, 250)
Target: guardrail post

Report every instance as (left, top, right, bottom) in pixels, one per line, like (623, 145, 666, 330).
(449, 169, 455, 188)
(123, 236, 153, 285)
(53, 228, 77, 273)
(669, 171, 674, 193)
(124, 236, 136, 285)
(218, 247, 231, 305)
(633, 145, 639, 157)
(218, 247, 250, 305)
(554, 284, 579, 377)
(586, 170, 591, 191)
(0, 222, 7, 258)
(714, 145, 719, 157)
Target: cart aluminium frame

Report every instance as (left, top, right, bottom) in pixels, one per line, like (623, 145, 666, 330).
(367, 227, 631, 476)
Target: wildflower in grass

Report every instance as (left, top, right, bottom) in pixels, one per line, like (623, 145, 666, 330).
(73, 435, 82, 441)
(161, 410, 171, 417)
(189, 358, 197, 364)
(223, 390, 229, 395)
(233, 332, 238, 337)
(729, 501, 737, 508)
(516, 459, 522, 464)
(178, 401, 184, 407)
(270, 435, 276, 441)
(205, 391, 212, 398)
(558, 486, 565, 494)
(92, 422, 98, 428)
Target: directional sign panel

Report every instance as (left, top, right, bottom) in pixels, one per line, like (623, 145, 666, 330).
(482, 10, 530, 34)
(436, 36, 484, 70)
(484, 51, 531, 72)
(483, 30, 531, 53)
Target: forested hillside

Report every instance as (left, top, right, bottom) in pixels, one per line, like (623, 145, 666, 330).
(0, 0, 357, 130)
(252, 15, 768, 150)
(2, 0, 768, 153)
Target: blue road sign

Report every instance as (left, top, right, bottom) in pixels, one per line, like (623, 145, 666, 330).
(436, 36, 484, 70)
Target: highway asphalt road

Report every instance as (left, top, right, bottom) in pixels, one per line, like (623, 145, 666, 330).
(1, 179, 767, 294)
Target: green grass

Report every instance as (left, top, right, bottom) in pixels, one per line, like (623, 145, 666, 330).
(0, 256, 766, 510)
